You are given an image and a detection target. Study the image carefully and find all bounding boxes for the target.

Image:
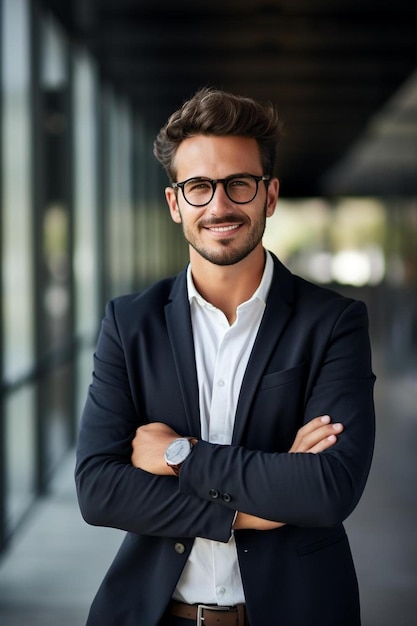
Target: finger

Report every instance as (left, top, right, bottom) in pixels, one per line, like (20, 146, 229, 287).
(289, 415, 330, 450)
(294, 415, 331, 440)
(306, 424, 343, 454)
(306, 422, 343, 448)
(290, 421, 343, 453)
(132, 427, 141, 446)
(312, 415, 332, 429)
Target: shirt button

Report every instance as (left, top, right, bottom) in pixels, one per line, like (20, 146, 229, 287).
(217, 379, 225, 387)
(174, 542, 186, 554)
(217, 586, 226, 595)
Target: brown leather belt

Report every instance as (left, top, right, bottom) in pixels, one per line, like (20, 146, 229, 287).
(171, 601, 248, 625)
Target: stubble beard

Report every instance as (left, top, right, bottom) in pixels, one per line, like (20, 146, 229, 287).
(179, 205, 268, 267)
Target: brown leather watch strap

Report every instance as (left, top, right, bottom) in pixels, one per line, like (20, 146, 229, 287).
(169, 437, 198, 475)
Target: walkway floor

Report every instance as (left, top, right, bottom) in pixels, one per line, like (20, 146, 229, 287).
(0, 370, 416, 626)
(0, 454, 123, 626)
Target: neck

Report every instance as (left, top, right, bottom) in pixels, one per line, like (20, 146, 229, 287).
(190, 246, 266, 324)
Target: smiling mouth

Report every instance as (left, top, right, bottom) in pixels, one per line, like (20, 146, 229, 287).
(207, 224, 241, 233)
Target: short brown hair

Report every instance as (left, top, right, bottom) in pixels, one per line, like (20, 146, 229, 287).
(153, 87, 282, 182)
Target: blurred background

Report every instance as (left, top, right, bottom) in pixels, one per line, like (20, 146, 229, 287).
(0, 1, 416, 625)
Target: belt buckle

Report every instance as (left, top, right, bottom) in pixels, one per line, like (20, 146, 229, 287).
(196, 604, 231, 625)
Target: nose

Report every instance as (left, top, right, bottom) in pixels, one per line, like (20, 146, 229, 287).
(208, 181, 233, 214)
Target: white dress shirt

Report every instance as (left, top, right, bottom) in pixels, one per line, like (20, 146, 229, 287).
(173, 250, 274, 606)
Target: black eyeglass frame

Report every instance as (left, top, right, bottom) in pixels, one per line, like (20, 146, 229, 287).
(171, 174, 271, 207)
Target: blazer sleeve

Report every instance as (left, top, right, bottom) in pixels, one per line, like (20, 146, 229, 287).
(75, 300, 235, 542)
(179, 299, 376, 527)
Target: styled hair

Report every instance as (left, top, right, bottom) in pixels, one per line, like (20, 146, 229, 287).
(153, 87, 282, 182)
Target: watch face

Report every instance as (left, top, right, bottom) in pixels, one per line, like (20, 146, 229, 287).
(165, 438, 191, 465)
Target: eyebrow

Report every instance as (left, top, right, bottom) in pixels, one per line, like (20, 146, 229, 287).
(185, 172, 260, 181)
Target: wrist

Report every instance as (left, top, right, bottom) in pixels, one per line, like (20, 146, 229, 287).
(164, 437, 198, 475)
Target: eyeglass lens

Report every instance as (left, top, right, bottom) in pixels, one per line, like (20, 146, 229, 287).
(183, 175, 260, 206)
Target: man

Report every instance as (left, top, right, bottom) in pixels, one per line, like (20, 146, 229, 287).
(75, 88, 375, 626)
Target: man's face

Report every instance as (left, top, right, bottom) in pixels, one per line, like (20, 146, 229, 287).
(165, 135, 279, 267)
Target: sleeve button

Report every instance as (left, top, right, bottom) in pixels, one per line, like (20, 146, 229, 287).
(174, 542, 186, 554)
(222, 492, 232, 503)
(209, 489, 219, 499)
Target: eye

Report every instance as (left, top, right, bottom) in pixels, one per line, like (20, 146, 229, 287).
(228, 177, 251, 188)
(186, 179, 212, 193)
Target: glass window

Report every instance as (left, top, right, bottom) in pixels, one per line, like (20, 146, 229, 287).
(4, 386, 36, 532)
(73, 48, 100, 339)
(1, 0, 33, 382)
(73, 48, 101, 420)
(1, 0, 35, 537)
(38, 14, 72, 358)
(105, 88, 135, 298)
(37, 13, 74, 482)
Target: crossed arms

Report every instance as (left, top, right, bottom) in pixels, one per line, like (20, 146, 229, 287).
(131, 415, 344, 531)
(75, 294, 375, 541)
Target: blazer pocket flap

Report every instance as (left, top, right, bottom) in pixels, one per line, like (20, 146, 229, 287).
(297, 529, 347, 557)
(260, 361, 308, 390)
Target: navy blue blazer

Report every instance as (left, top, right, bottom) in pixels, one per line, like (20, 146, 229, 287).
(75, 253, 375, 626)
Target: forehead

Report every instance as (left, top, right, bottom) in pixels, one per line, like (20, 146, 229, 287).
(173, 135, 262, 180)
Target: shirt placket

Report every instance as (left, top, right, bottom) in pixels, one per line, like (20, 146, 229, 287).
(208, 323, 239, 605)
(208, 327, 234, 446)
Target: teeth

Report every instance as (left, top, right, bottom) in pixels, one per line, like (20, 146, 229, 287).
(210, 224, 240, 232)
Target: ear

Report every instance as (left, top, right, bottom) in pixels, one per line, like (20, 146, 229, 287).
(165, 187, 182, 224)
(266, 177, 279, 218)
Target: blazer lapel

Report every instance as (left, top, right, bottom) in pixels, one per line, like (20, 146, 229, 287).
(165, 270, 202, 437)
(165, 256, 295, 443)
(232, 255, 294, 444)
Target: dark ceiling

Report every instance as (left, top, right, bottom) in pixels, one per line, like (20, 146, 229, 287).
(42, 0, 417, 197)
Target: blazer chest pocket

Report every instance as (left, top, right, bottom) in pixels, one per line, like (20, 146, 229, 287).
(243, 362, 309, 451)
(260, 361, 308, 390)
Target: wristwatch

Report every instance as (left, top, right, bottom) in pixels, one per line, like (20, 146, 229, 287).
(164, 437, 197, 475)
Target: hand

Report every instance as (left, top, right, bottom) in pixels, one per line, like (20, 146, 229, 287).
(131, 422, 181, 475)
(234, 415, 343, 530)
(233, 512, 285, 531)
(289, 415, 344, 454)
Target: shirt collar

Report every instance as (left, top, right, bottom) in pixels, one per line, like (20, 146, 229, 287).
(187, 249, 274, 308)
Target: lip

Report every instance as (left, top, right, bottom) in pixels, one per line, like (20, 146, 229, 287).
(206, 223, 242, 234)
(203, 222, 243, 239)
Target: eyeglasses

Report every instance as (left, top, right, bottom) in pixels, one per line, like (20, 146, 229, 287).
(172, 174, 270, 207)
